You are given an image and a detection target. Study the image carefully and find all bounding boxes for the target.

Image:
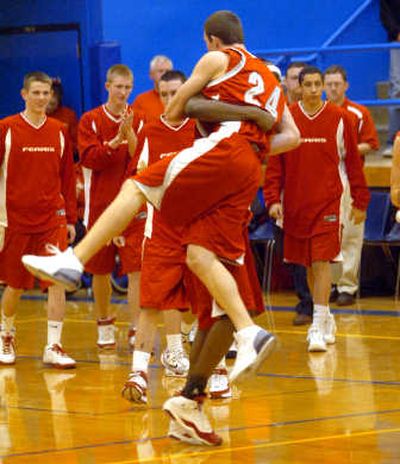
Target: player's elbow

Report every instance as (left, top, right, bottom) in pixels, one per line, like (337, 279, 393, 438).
(288, 126, 301, 150)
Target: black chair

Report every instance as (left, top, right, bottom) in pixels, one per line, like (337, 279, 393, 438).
(362, 191, 395, 297)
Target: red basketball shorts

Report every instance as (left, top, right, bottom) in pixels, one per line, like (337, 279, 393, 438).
(0, 224, 68, 289)
(284, 228, 341, 268)
(134, 124, 261, 262)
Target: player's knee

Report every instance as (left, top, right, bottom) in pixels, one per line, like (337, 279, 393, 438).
(186, 246, 209, 275)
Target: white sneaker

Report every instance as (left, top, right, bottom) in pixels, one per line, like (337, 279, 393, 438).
(324, 313, 337, 345)
(208, 368, 232, 399)
(97, 318, 116, 349)
(121, 370, 148, 404)
(163, 395, 222, 446)
(161, 348, 189, 377)
(229, 326, 276, 383)
(0, 333, 16, 365)
(43, 344, 76, 369)
(307, 326, 327, 352)
(22, 247, 83, 292)
(168, 419, 204, 445)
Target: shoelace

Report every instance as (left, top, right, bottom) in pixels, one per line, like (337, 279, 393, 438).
(50, 344, 67, 356)
(2, 336, 14, 355)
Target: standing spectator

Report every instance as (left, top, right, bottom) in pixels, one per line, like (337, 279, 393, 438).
(132, 55, 173, 120)
(380, 0, 400, 156)
(78, 64, 144, 349)
(284, 61, 307, 104)
(265, 66, 369, 352)
(46, 78, 79, 158)
(0, 71, 77, 368)
(324, 65, 379, 305)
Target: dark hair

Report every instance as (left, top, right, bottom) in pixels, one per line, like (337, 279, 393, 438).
(23, 71, 52, 90)
(204, 10, 244, 45)
(286, 61, 307, 76)
(160, 70, 187, 83)
(299, 66, 323, 84)
(51, 77, 63, 102)
(323, 64, 348, 82)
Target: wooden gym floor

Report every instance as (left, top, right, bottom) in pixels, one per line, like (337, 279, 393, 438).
(1, 290, 400, 463)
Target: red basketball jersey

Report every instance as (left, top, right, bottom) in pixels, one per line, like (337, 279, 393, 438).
(201, 47, 285, 152)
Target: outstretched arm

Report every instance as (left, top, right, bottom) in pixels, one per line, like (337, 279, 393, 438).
(185, 94, 276, 132)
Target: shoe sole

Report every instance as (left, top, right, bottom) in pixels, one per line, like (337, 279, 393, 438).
(97, 343, 117, 350)
(22, 262, 78, 292)
(308, 344, 328, 352)
(169, 421, 204, 445)
(209, 389, 232, 400)
(121, 382, 147, 404)
(163, 404, 223, 446)
(43, 362, 76, 369)
(0, 360, 15, 365)
(230, 335, 277, 384)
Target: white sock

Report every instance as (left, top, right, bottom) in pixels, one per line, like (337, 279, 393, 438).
(313, 305, 329, 327)
(1, 313, 15, 334)
(47, 320, 63, 346)
(236, 324, 261, 340)
(166, 334, 183, 352)
(132, 350, 151, 373)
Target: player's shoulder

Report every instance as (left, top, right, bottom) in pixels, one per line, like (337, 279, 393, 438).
(0, 113, 20, 128)
(80, 105, 103, 122)
(344, 98, 369, 118)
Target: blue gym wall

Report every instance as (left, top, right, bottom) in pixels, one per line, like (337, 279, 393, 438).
(102, 0, 388, 101)
(0, 0, 390, 116)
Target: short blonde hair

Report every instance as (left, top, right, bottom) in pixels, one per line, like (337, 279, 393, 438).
(106, 64, 133, 82)
(23, 71, 52, 90)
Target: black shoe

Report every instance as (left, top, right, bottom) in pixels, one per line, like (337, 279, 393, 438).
(292, 313, 313, 326)
(329, 286, 339, 303)
(336, 292, 355, 306)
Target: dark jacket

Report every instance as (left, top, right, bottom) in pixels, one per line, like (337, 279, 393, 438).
(380, 0, 400, 41)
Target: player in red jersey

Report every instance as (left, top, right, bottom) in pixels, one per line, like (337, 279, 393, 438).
(324, 65, 379, 306)
(22, 11, 300, 444)
(0, 71, 77, 368)
(264, 66, 369, 353)
(78, 64, 145, 349)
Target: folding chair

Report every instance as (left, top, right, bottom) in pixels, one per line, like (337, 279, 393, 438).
(249, 218, 276, 295)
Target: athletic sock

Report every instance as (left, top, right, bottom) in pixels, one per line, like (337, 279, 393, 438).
(1, 313, 16, 334)
(47, 320, 63, 346)
(132, 350, 151, 373)
(313, 304, 329, 328)
(166, 334, 183, 352)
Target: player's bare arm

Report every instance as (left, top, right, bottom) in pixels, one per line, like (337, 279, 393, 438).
(165, 51, 228, 123)
(269, 105, 301, 155)
(185, 94, 276, 132)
